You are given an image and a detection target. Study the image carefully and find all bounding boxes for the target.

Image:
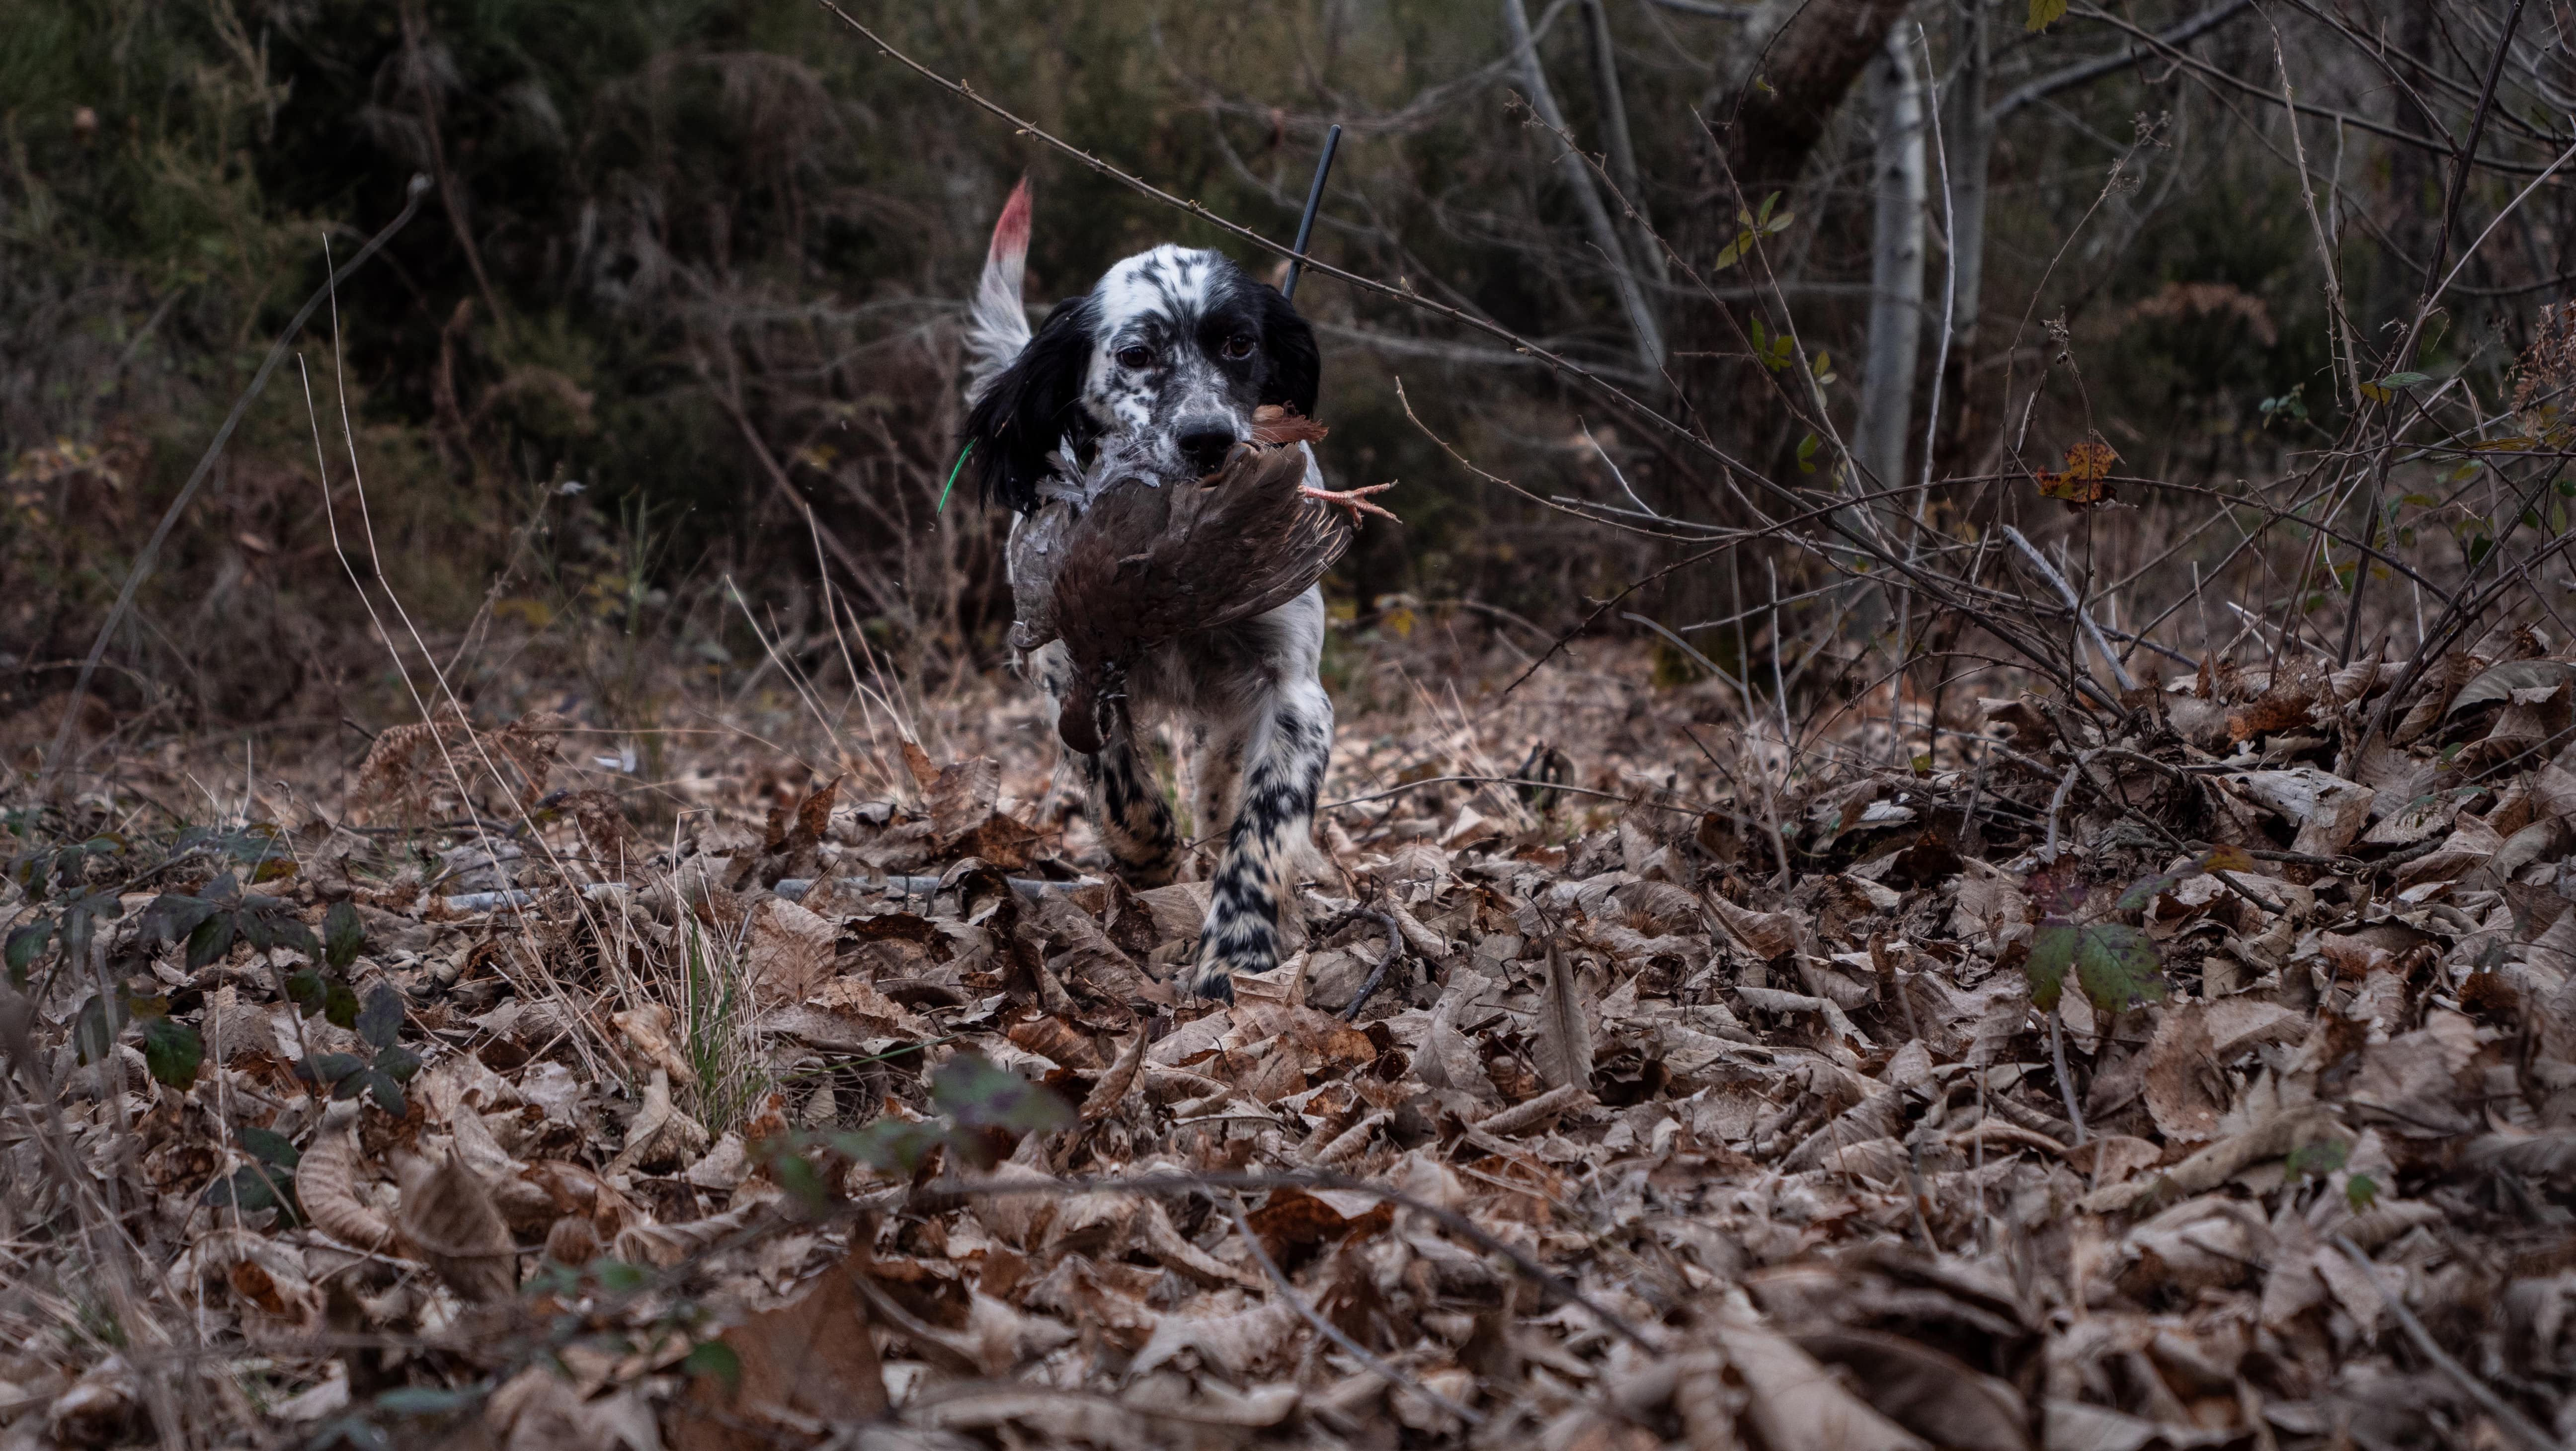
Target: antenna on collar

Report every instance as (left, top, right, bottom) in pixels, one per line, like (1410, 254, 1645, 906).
(1281, 123, 1342, 304)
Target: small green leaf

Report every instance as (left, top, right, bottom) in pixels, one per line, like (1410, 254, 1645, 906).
(1796, 432, 1820, 474)
(357, 984, 405, 1050)
(375, 1045, 422, 1083)
(593, 1260, 650, 1293)
(240, 1126, 301, 1169)
(683, 1340, 741, 1392)
(285, 967, 326, 1016)
(4, 920, 51, 983)
(185, 912, 237, 971)
(775, 1149, 831, 1209)
(2375, 370, 2431, 390)
(2027, 0, 2068, 28)
(362, 1068, 405, 1116)
(73, 993, 122, 1064)
(324, 901, 365, 970)
(2285, 1138, 2348, 1180)
(142, 1018, 204, 1087)
(322, 979, 361, 1030)
(202, 1164, 281, 1213)
(2072, 922, 2166, 1014)
(308, 1051, 367, 1087)
(2345, 1173, 2379, 1211)
(141, 893, 219, 946)
(833, 1119, 946, 1176)
(2025, 923, 2077, 1012)
(1764, 210, 1795, 235)
(1714, 235, 1748, 271)
(933, 1052, 1076, 1135)
(268, 913, 319, 960)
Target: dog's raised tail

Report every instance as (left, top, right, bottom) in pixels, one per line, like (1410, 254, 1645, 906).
(965, 176, 1033, 403)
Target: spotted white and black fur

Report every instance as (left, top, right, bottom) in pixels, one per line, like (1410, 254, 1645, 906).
(961, 182, 1332, 1004)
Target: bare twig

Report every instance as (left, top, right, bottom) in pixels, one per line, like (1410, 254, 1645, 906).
(2330, 1236, 2563, 1451)
(1221, 1192, 1486, 1425)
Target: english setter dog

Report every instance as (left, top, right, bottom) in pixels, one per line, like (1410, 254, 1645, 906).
(959, 182, 1339, 1004)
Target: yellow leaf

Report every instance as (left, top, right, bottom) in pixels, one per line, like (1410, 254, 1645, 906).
(2027, 0, 2068, 28)
(2036, 437, 2118, 504)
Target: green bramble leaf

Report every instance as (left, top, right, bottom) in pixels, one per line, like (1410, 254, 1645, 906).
(362, 1068, 405, 1117)
(933, 1052, 1076, 1135)
(4, 920, 51, 984)
(73, 992, 123, 1064)
(201, 1164, 282, 1214)
(141, 893, 219, 947)
(2026, 924, 2077, 1012)
(833, 1119, 945, 1177)
(185, 911, 237, 971)
(2023, 922, 2166, 1015)
(240, 1126, 301, 1169)
(357, 984, 405, 1050)
(2071, 922, 2165, 1014)
(2285, 1138, 2348, 1180)
(1796, 433, 1820, 474)
(307, 1052, 367, 1087)
(2345, 1173, 2379, 1211)
(683, 1341, 741, 1393)
(325, 900, 365, 971)
(322, 979, 361, 1030)
(142, 1018, 204, 1087)
(285, 967, 327, 1017)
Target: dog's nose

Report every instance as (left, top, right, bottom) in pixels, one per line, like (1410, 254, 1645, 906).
(1175, 416, 1238, 474)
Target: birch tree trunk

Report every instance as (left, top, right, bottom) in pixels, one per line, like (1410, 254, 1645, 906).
(1859, 30, 1928, 490)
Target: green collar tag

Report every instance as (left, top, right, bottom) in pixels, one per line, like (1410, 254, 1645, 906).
(939, 442, 972, 514)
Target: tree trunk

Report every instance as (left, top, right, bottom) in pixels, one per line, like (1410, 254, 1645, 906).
(1936, 0, 1994, 479)
(1505, 0, 1666, 376)
(1860, 31, 1928, 491)
(1580, 0, 1669, 285)
(1674, 0, 1920, 432)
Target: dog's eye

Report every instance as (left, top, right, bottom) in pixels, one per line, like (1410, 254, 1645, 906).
(1220, 334, 1255, 361)
(1116, 345, 1153, 370)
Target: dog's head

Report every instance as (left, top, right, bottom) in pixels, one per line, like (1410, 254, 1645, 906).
(965, 244, 1319, 513)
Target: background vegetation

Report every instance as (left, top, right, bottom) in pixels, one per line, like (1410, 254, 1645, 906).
(14, 0, 2531, 760)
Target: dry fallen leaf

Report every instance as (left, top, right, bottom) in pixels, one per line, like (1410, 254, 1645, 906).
(672, 1251, 886, 1451)
(398, 1147, 518, 1303)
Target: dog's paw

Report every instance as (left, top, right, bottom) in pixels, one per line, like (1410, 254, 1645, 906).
(1113, 854, 1181, 890)
(1180, 932, 1276, 1004)
(1177, 957, 1239, 1004)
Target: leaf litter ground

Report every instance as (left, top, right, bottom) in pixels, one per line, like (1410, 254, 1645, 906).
(4, 630, 2576, 1451)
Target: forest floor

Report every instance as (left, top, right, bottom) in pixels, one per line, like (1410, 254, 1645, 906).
(2, 624, 2574, 1451)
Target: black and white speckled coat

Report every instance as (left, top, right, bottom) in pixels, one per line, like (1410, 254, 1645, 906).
(957, 180, 1342, 1003)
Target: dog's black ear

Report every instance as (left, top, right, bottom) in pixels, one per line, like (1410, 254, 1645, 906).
(1256, 285, 1320, 418)
(963, 296, 1096, 512)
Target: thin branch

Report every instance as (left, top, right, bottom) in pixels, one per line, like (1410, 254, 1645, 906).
(1222, 1193, 1485, 1425)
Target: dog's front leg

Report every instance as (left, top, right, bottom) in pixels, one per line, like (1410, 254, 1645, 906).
(1028, 642, 1180, 887)
(1179, 596, 1333, 1003)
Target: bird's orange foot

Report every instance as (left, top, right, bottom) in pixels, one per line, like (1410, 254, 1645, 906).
(1299, 482, 1401, 524)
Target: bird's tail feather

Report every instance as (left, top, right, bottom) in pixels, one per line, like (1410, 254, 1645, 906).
(965, 177, 1033, 403)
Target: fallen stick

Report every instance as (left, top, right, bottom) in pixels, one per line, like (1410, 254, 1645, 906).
(440, 873, 1096, 914)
